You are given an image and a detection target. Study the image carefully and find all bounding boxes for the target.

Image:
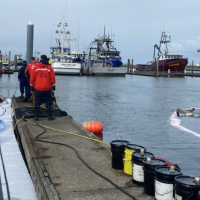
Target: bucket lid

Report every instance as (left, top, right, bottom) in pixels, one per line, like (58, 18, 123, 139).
(126, 144, 146, 151)
(110, 140, 129, 147)
(155, 166, 182, 176)
(132, 151, 154, 159)
(143, 158, 167, 170)
(132, 151, 154, 165)
(175, 176, 200, 188)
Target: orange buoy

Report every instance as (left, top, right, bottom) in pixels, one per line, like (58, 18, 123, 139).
(82, 121, 104, 134)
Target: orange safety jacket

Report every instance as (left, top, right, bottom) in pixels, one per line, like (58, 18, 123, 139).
(25, 61, 36, 78)
(30, 62, 55, 91)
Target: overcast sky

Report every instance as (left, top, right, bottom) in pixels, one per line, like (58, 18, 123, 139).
(1, 0, 200, 65)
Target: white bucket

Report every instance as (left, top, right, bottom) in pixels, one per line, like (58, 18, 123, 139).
(132, 163, 144, 183)
(155, 179, 173, 200)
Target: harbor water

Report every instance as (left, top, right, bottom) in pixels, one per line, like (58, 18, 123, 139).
(0, 73, 200, 175)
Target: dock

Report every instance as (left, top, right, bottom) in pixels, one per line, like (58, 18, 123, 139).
(12, 98, 154, 200)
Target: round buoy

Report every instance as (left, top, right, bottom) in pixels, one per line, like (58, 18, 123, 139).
(132, 150, 154, 186)
(110, 140, 129, 170)
(82, 121, 103, 134)
(1, 69, 5, 74)
(175, 175, 200, 200)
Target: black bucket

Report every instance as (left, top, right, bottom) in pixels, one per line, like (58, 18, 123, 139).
(155, 166, 182, 200)
(132, 151, 154, 186)
(175, 175, 200, 200)
(198, 191, 200, 200)
(143, 158, 167, 196)
(110, 140, 129, 170)
(126, 144, 146, 152)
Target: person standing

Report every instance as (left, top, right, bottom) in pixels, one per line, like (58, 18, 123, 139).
(30, 55, 56, 121)
(25, 57, 36, 79)
(18, 61, 30, 98)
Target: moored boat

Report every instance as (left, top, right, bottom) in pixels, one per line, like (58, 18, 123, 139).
(150, 31, 188, 73)
(50, 16, 85, 75)
(86, 26, 126, 76)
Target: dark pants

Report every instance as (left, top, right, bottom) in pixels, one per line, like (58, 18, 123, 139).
(20, 80, 30, 97)
(35, 90, 53, 107)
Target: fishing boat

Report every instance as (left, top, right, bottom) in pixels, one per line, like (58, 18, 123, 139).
(50, 16, 85, 75)
(86, 26, 126, 76)
(150, 31, 188, 73)
(17, 55, 23, 66)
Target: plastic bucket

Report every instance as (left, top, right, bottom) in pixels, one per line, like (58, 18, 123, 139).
(132, 150, 154, 186)
(175, 176, 200, 200)
(110, 140, 129, 170)
(143, 158, 167, 196)
(123, 144, 146, 175)
(155, 166, 182, 200)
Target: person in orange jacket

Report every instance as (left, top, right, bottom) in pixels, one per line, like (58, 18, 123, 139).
(25, 57, 36, 79)
(30, 55, 56, 121)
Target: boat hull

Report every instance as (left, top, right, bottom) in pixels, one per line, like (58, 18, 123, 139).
(91, 65, 126, 76)
(52, 62, 81, 75)
(150, 58, 188, 73)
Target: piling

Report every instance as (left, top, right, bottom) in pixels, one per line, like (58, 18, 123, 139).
(130, 59, 133, 73)
(192, 60, 194, 74)
(0, 50, 2, 70)
(14, 55, 17, 69)
(127, 59, 130, 73)
(26, 21, 34, 64)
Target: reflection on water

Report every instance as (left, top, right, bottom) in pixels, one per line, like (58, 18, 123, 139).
(1, 73, 200, 175)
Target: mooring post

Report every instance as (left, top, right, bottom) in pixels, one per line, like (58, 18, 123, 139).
(0, 50, 2, 71)
(26, 21, 34, 64)
(8, 50, 11, 74)
(14, 55, 17, 69)
(156, 57, 159, 78)
(192, 60, 194, 74)
(127, 59, 130, 73)
(130, 59, 133, 73)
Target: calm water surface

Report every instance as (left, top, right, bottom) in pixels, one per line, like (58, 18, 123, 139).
(1, 73, 200, 175)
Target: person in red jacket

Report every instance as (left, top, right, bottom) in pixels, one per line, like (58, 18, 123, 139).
(25, 57, 36, 78)
(30, 55, 56, 121)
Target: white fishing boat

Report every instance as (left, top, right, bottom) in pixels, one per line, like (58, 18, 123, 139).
(86, 26, 126, 76)
(50, 16, 85, 75)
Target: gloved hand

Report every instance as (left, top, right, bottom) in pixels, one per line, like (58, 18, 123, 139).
(52, 85, 56, 91)
(31, 86, 35, 92)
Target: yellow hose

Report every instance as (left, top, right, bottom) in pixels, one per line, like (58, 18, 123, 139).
(14, 118, 110, 147)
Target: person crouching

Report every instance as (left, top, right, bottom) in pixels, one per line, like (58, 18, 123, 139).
(30, 55, 56, 121)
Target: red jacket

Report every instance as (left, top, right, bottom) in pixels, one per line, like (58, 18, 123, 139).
(25, 61, 36, 78)
(30, 62, 55, 91)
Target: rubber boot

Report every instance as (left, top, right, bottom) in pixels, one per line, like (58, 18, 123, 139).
(48, 106, 55, 120)
(34, 105, 40, 121)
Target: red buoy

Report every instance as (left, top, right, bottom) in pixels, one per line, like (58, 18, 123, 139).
(82, 121, 104, 134)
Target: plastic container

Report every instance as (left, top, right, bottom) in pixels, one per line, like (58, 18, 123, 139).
(110, 140, 129, 170)
(155, 166, 182, 200)
(143, 158, 167, 196)
(132, 150, 154, 186)
(123, 144, 146, 175)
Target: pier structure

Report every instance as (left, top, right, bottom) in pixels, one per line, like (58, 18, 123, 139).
(26, 21, 34, 64)
(12, 98, 154, 200)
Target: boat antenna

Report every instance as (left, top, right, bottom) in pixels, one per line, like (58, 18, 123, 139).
(65, 0, 68, 22)
(78, 20, 80, 52)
